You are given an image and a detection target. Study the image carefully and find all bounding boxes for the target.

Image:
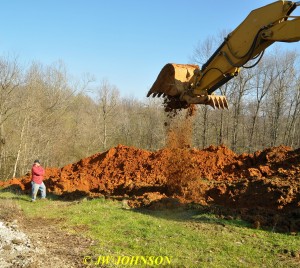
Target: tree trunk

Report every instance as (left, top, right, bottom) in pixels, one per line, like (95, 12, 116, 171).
(12, 118, 27, 178)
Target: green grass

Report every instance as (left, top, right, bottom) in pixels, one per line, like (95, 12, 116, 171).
(0, 190, 299, 267)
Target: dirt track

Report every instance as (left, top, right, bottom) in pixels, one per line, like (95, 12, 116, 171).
(1, 142, 300, 232)
(0, 198, 94, 268)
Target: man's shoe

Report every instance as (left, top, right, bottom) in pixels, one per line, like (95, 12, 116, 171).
(31, 199, 36, 202)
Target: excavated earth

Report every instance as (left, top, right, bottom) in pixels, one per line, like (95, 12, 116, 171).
(1, 144, 300, 232)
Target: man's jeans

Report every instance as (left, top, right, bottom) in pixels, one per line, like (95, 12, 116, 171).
(31, 181, 46, 200)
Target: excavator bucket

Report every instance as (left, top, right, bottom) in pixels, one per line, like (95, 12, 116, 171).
(148, 63, 228, 110)
(147, 63, 200, 98)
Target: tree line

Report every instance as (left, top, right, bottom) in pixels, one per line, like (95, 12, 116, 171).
(0, 44, 299, 179)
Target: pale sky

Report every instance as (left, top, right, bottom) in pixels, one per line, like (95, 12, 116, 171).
(1, 0, 300, 99)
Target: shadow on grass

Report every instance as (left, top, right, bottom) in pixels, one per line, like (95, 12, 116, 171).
(0, 187, 91, 203)
(0, 186, 31, 202)
(130, 197, 300, 233)
(129, 198, 252, 229)
(0, 188, 245, 229)
(1, 187, 297, 232)
(0, 188, 269, 231)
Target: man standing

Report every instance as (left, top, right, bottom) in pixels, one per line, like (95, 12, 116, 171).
(31, 159, 46, 202)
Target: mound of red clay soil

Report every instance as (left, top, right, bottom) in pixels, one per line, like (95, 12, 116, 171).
(1, 144, 299, 232)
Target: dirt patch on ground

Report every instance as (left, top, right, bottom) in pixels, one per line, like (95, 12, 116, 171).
(0, 200, 94, 268)
(20, 216, 94, 268)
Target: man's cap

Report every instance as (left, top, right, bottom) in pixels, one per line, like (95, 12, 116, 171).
(34, 159, 40, 164)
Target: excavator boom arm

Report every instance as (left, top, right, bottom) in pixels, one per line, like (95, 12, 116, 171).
(147, 1, 300, 110)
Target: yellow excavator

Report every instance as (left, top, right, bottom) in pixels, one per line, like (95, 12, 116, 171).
(147, 1, 300, 110)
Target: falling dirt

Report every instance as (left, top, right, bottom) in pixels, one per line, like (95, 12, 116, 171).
(1, 127, 300, 232)
(164, 108, 195, 196)
(163, 96, 189, 115)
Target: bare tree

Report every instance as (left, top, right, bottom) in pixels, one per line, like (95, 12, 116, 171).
(191, 36, 218, 148)
(96, 79, 120, 150)
(0, 55, 22, 178)
(284, 73, 300, 146)
(247, 55, 278, 150)
(229, 68, 254, 152)
(266, 50, 296, 146)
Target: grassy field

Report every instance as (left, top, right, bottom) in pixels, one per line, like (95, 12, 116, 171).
(0, 190, 299, 268)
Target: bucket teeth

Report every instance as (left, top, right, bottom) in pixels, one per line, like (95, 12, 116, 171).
(214, 97, 220, 109)
(207, 95, 228, 110)
(147, 92, 165, 98)
(219, 97, 224, 109)
(222, 97, 229, 109)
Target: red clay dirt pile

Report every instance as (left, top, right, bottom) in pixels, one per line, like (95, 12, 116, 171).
(1, 143, 300, 232)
